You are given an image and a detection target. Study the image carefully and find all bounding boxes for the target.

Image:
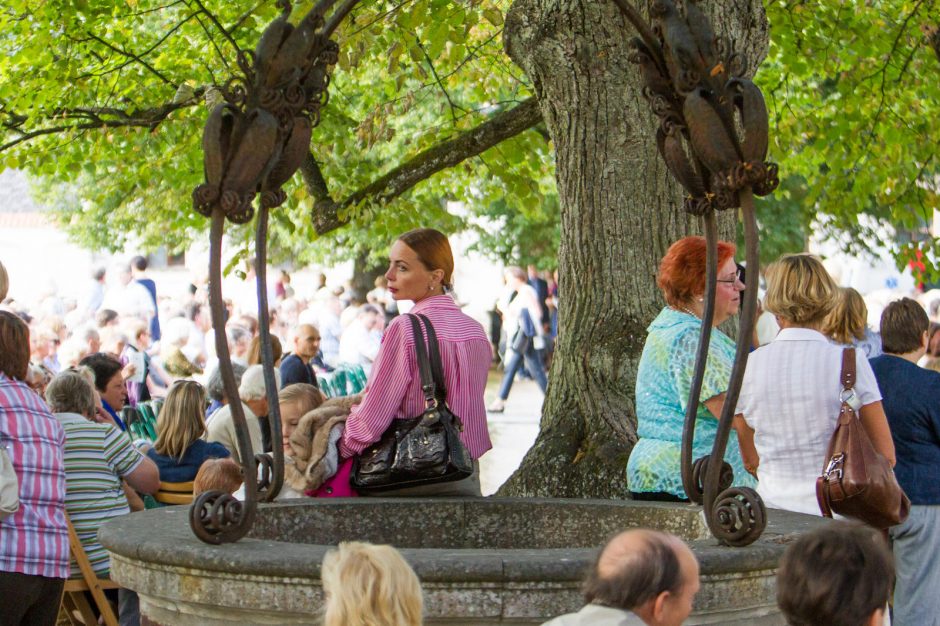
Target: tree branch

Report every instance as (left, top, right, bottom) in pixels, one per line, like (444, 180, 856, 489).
(188, 0, 242, 55)
(310, 96, 542, 235)
(84, 33, 176, 86)
(300, 152, 331, 200)
(0, 90, 205, 152)
(415, 36, 462, 124)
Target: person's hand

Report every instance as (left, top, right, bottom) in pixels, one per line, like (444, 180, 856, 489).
(122, 362, 137, 380)
(94, 406, 118, 428)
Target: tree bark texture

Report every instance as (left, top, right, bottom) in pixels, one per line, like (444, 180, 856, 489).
(498, 0, 769, 498)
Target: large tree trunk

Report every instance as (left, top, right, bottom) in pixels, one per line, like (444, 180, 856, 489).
(498, 0, 769, 498)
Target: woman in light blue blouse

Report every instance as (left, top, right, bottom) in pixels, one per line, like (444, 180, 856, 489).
(626, 236, 756, 501)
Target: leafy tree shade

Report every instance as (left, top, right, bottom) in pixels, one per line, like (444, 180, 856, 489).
(758, 0, 940, 276)
(737, 174, 812, 268)
(2, 1, 938, 276)
(0, 0, 555, 266)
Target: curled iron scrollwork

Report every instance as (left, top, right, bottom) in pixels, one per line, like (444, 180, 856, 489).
(189, 489, 254, 545)
(690, 455, 733, 502)
(189, 0, 361, 545)
(614, 0, 775, 546)
(711, 487, 767, 547)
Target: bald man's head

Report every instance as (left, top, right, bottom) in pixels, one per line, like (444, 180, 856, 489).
(293, 324, 321, 361)
(584, 529, 699, 626)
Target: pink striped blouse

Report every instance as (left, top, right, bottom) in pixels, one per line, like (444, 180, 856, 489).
(340, 295, 493, 459)
(0, 373, 69, 580)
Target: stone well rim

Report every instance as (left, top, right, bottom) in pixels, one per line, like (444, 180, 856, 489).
(99, 497, 827, 583)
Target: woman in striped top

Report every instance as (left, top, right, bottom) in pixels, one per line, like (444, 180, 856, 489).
(44, 372, 159, 577)
(339, 229, 492, 496)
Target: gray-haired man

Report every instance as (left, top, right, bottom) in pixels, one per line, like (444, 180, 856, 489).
(544, 529, 700, 626)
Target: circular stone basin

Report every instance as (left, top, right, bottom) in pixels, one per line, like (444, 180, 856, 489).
(100, 498, 827, 625)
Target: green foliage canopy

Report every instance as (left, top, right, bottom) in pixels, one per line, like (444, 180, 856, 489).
(757, 0, 940, 276)
(0, 0, 557, 267)
(1, 0, 939, 277)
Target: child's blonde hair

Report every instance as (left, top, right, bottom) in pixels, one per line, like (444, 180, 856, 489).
(321, 541, 423, 626)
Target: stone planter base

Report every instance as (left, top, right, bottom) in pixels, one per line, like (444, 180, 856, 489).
(100, 498, 824, 625)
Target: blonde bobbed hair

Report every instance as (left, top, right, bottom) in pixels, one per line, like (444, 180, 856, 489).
(154, 380, 208, 460)
(764, 254, 837, 326)
(822, 287, 868, 344)
(321, 541, 423, 626)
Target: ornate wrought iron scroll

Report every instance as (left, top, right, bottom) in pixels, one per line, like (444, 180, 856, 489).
(612, 0, 779, 546)
(189, 0, 359, 545)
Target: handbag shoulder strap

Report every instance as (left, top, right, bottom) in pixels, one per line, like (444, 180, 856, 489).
(406, 314, 436, 406)
(416, 314, 447, 403)
(841, 347, 856, 391)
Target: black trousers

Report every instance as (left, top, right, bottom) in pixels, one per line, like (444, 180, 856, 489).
(630, 491, 690, 503)
(0, 571, 65, 626)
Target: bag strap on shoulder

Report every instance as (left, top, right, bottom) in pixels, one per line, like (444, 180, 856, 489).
(406, 314, 436, 406)
(416, 314, 447, 403)
(841, 347, 856, 391)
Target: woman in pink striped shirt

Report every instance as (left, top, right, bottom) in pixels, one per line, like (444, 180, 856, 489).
(340, 228, 492, 496)
(0, 311, 69, 626)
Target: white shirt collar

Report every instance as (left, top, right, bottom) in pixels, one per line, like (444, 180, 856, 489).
(774, 327, 829, 342)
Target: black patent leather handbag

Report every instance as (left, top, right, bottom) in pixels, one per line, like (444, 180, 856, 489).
(351, 313, 474, 492)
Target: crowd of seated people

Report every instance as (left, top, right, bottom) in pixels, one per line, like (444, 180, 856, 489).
(6, 229, 940, 626)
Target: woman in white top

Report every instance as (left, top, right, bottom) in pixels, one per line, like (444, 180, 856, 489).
(488, 266, 547, 413)
(734, 254, 895, 516)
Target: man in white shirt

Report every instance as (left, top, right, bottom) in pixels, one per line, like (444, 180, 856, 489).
(206, 365, 280, 463)
(543, 530, 700, 626)
(338, 305, 382, 376)
(225, 324, 252, 367)
(101, 263, 156, 327)
(182, 302, 212, 368)
(315, 296, 344, 367)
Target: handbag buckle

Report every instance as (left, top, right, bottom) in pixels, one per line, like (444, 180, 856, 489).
(823, 453, 844, 480)
(839, 388, 862, 411)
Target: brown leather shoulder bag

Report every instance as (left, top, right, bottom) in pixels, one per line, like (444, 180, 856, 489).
(816, 348, 910, 529)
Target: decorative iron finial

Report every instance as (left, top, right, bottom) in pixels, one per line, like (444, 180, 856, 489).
(614, 0, 778, 216)
(189, 0, 359, 545)
(613, 0, 773, 547)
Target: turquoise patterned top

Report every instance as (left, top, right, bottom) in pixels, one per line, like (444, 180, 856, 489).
(626, 307, 756, 498)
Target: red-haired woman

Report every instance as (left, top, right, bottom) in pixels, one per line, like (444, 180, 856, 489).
(626, 236, 756, 501)
(339, 228, 492, 496)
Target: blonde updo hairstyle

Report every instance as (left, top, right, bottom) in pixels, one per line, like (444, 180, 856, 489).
(764, 254, 838, 327)
(822, 287, 868, 344)
(321, 541, 423, 626)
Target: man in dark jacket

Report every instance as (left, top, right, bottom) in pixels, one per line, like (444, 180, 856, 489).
(869, 298, 940, 626)
(279, 324, 322, 390)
